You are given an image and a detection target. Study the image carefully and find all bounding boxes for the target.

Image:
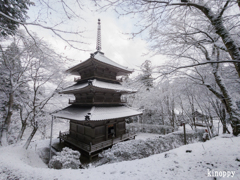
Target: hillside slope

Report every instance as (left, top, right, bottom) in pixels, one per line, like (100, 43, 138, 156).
(0, 135, 239, 180)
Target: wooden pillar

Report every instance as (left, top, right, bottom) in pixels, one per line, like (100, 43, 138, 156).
(83, 122, 85, 140)
(115, 121, 119, 137)
(114, 122, 116, 137)
(92, 125, 95, 144)
(105, 124, 108, 140)
(49, 115, 54, 160)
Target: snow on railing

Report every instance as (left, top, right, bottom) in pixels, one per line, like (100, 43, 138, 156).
(74, 77, 81, 82)
(59, 131, 69, 137)
(69, 99, 76, 104)
(116, 77, 123, 82)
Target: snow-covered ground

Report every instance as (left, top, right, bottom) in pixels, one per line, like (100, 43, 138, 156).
(0, 134, 239, 180)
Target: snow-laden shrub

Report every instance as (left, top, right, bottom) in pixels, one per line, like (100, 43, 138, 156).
(48, 147, 81, 169)
(126, 123, 175, 134)
(95, 130, 204, 166)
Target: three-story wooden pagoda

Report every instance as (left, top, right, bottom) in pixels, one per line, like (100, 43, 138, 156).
(53, 19, 142, 158)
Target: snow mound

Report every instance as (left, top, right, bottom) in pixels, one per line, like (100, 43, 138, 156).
(95, 130, 204, 166)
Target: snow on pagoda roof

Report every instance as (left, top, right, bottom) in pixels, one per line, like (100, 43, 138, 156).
(94, 52, 133, 72)
(60, 79, 137, 94)
(66, 51, 133, 75)
(52, 105, 142, 121)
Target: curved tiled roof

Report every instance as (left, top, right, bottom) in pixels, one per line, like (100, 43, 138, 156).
(60, 79, 137, 94)
(66, 51, 133, 75)
(94, 52, 132, 72)
(53, 105, 142, 121)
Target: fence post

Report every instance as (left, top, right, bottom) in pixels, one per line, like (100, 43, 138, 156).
(59, 131, 61, 143)
(183, 123, 186, 145)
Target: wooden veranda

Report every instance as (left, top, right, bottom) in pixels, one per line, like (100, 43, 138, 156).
(58, 131, 136, 158)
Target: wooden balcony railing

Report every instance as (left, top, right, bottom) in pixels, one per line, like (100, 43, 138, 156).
(69, 100, 126, 105)
(59, 131, 136, 154)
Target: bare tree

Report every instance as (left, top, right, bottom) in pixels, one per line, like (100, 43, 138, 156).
(0, 1, 89, 50)
(0, 40, 30, 146)
(0, 31, 65, 147)
(210, 98, 230, 134)
(19, 35, 64, 149)
(189, 45, 240, 135)
(97, 0, 240, 77)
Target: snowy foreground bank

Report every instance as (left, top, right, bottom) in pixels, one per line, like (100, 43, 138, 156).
(0, 135, 240, 180)
(95, 130, 204, 166)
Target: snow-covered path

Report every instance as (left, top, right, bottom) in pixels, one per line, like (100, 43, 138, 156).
(0, 135, 239, 180)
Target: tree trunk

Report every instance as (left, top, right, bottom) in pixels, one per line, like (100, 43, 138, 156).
(4, 93, 13, 130)
(17, 123, 27, 142)
(0, 129, 8, 146)
(0, 93, 14, 146)
(171, 106, 175, 131)
(212, 65, 240, 134)
(206, 61, 240, 135)
(222, 119, 228, 134)
(191, 101, 196, 129)
(41, 124, 46, 139)
(23, 127, 38, 149)
(219, 106, 228, 134)
(194, 4, 240, 78)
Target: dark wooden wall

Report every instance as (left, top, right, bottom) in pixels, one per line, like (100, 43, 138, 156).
(79, 66, 117, 80)
(69, 118, 126, 145)
(74, 93, 122, 104)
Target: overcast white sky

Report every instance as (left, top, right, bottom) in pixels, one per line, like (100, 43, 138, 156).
(26, 1, 167, 75)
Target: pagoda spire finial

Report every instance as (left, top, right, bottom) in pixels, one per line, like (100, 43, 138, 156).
(96, 19, 102, 52)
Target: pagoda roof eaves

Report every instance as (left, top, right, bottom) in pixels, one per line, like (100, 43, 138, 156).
(66, 52, 133, 75)
(60, 79, 137, 94)
(52, 105, 142, 121)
